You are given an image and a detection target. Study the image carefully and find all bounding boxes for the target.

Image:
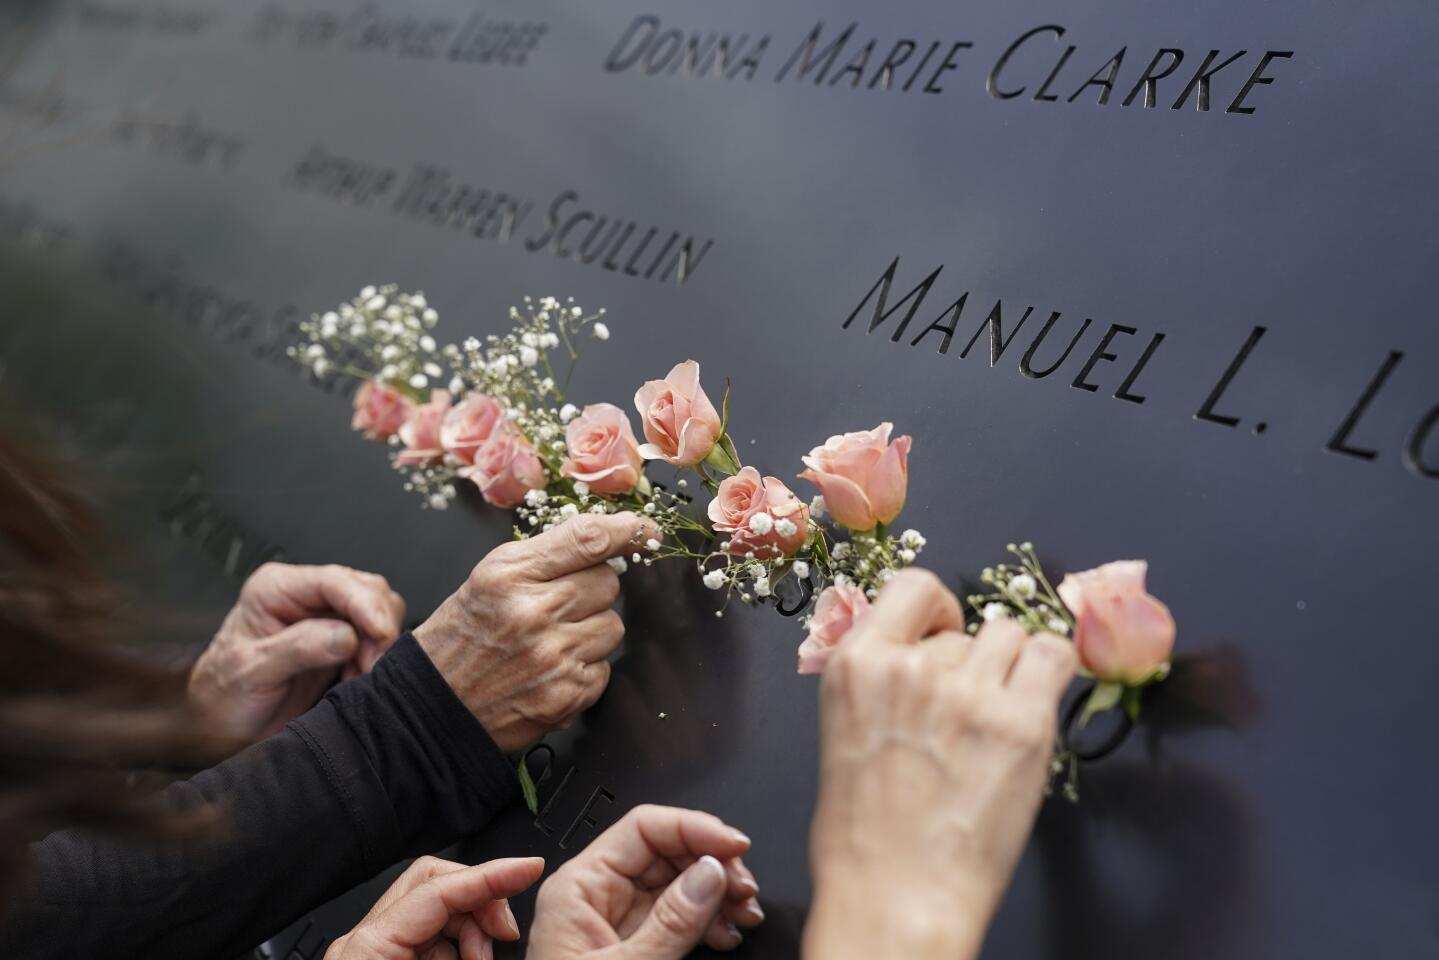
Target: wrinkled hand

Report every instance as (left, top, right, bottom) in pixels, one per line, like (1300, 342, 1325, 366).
(327, 855, 543, 960)
(189, 562, 405, 741)
(805, 569, 1077, 960)
(414, 514, 658, 753)
(527, 805, 764, 959)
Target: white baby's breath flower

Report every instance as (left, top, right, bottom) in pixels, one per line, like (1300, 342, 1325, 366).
(571, 306, 582, 318)
(1011, 574, 1037, 598)
(701, 570, 724, 590)
(588, 504, 607, 514)
(312, 359, 330, 377)
(419, 335, 436, 352)
(525, 489, 548, 507)
(522, 332, 538, 347)
(607, 556, 628, 574)
(422, 308, 438, 324)
(424, 363, 442, 378)
(810, 495, 827, 518)
(359, 286, 376, 300)
(304, 344, 325, 360)
(366, 295, 385, 311)
(1048, 618, 1069, 634)
(833, 573, 848, 586)
(463, 337, 480, 351)
(645, 538, 661, 551)
(774, 518, 798, 538)
(559, 503, 579, 518)
(982, 602, 1009, 623)
(411, 293, 427, 309)
(540, 332, 560, 348)
(900, 529, 926, 549)
(591, 322, 610, 340)
(428, 494, 448, 510)
(448, 376, 464, 394)
(754, 577, 771, 598)
(560, 403, 578, 422)
(898, 548, 916, 563)
(573, 481, 590, 497)
(748, 513, 774, 535)
(519, 346, 539, 367)
(832, 542, 851, 560)
(792, 561, 810, 579)
(409, 373, 428, 389)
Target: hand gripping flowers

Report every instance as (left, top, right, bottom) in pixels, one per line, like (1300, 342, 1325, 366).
(297, 285, 1175, 803)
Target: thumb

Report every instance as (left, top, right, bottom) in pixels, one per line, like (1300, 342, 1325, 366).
(247, 619, 358, 685)
(619, 855, 727, 960)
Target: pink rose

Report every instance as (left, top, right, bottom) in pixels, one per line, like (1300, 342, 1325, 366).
(440, 392, 506, 466)
(797, 582, 871, 674)
(633, 360, 722, 467)
(395, 390, 452, 467)
(560, 403, 644, 496)
(460, 421, 546, 509)
(1058, 560, 1175, 684)
(351, 381, 416, 440)
(708, 466, 810, 559)
(798, 422, 911, 531)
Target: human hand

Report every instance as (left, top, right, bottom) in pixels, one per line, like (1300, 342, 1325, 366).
(805, 569, 1077, 960)
(413, 514, 658, 753)
(327, 855, 543, 960)
(189, 562, 406, 740)
(527, 804, 764, 959)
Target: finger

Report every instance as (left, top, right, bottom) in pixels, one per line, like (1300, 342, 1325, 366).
(967, 618, 1029, 685)
(275, 565, 405, 644)
(723, 895, 765, 932)
(244, 619, 357, 686)
(723, 856, 759, 901)
(363, 858, 544, 949)
(571, 610, 625, 663)
(477, 897, 520, 941)
(363, 857, 468, 921)
(589, 805, 751, 880)
(619, 855, 728, 960)
(922, 628, 973, 670)
(702, 911, 746, 952)
(508, 513, 661, 582)
(849, 568, 964, 649)
(1007, 631, 1078, 703)
(553, 566, 622, 621)
(574, 660, 611, 714)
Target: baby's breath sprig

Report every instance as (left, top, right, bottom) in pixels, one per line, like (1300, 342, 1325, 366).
(289, 284, 441, 399)
(965, 542, 1074, 638)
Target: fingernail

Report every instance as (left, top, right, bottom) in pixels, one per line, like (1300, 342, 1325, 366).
(729, 828, 751, 847)
(682, 855, 725, 904)
(503, 902, 519, 939)
(726, 922, 743, 945)
(743, 902, 765, 924)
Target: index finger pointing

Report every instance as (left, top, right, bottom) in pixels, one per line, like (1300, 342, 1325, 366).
(510, 513, 661, 582)
(850, 568, 964, 648)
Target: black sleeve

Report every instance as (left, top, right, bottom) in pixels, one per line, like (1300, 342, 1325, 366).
(0, 633, 520, 958)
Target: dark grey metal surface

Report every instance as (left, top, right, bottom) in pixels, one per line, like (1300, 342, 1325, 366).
(2, 2, 1437, 957)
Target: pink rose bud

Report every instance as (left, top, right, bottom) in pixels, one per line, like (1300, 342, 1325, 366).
(708, 466, 810, 559)
(395, 390, 453, 467)
(1057, 560, 1176, 684)
(797, 582, 871, 674)
(561, 403, 645, 495)
(461, 421, 546, 509)
(351, 381, 416, 440)
(797, 422, 911, 532)
(633, 360, 722, 467)
(440, 392, 506, 466)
